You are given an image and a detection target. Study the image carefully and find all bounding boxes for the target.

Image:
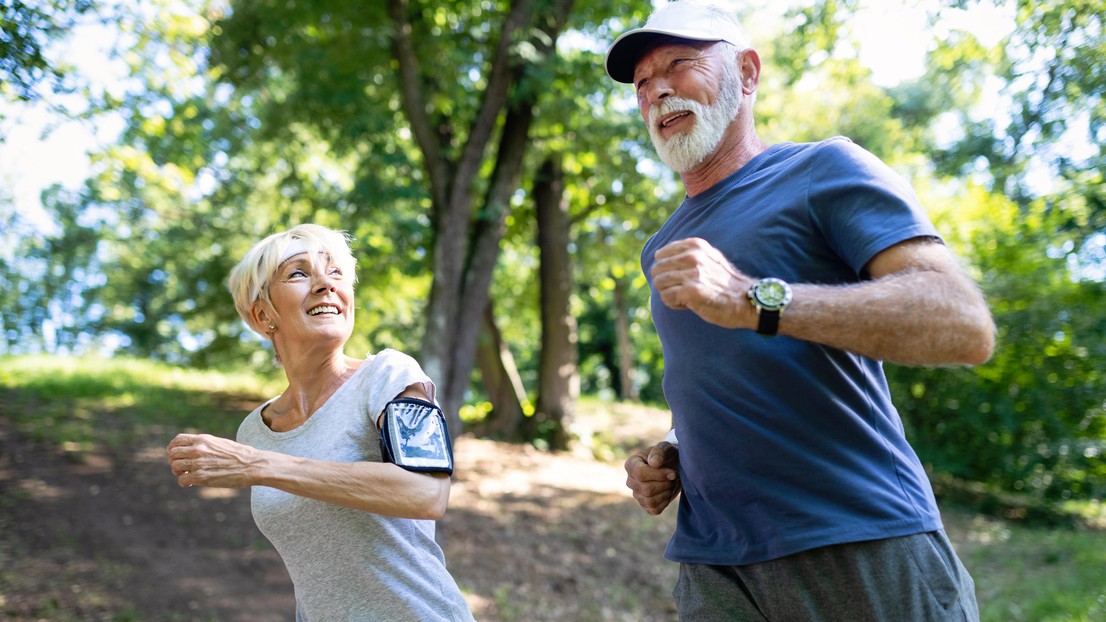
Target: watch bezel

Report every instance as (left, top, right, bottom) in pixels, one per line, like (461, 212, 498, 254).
(748, 277, 793, 337)
(750, 277, 793, 311)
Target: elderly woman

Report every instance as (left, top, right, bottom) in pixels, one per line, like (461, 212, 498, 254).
(166, 224, 473, 621)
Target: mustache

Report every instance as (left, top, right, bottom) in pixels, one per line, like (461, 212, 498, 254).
(649, 97, 706, 127)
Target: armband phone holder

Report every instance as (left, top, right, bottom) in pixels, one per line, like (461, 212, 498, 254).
(378, 397, 454, 475)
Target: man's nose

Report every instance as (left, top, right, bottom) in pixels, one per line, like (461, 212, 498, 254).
(641, 79, 674, 108)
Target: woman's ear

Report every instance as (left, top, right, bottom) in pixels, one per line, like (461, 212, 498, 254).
(250, 302, 275, 337)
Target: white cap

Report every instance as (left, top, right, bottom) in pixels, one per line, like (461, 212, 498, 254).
(605, 2, 750, 84)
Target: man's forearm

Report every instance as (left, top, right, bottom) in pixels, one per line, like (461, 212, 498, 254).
(782, 268, 994, 366)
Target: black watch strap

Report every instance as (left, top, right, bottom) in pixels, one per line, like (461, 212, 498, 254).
(756, 309, 781, 336)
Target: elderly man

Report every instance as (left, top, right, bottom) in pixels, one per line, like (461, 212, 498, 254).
(606, 2, 993, 620)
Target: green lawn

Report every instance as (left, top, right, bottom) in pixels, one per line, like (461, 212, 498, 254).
(945, 509, 1106, 622)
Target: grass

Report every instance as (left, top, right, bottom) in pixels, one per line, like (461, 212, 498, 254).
(948, 511, 1106, 622)
(0, 354, 282, 459)
(1, 354, 1104, 622)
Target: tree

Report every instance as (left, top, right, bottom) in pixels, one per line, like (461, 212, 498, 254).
(0, 185, 103, 354)
(886, 181, 1106, 501)
(208, 0, 665, 433)
(19, 0, 1103, 504)
(532, 154, 577, 449)
(938, 0, 1105, 208)
(474, 298, 529, 437)
(0, 0, 95, 105)
(388, 0, 577, 435)
(897, 0, 1106, 500)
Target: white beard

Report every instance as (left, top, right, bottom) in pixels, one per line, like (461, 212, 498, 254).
(648, 62, 742, 173)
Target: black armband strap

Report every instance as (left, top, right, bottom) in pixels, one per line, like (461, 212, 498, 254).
(378, 397, 454, 475)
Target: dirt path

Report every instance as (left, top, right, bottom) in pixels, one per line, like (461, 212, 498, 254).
(0, 406, 678, 621)
(1, 416, 296, 621)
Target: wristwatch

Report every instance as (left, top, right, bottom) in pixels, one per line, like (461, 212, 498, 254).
(747, 277, 793, 336)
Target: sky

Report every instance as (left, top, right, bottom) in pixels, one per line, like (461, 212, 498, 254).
(0, 0, 1016, 234)
(0, 8, 128, 235)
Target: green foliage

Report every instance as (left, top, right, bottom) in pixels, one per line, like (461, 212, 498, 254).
(937, 0, 1105, 204)
(889, 183, 1106, 502)
(37, 0, 438, 368)
(767, 0, 861, 86)
(0, 0, 95, 104)
(0, 185, 104, 354)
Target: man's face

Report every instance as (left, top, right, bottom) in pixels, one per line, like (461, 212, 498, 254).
(633, 41, 741, 173)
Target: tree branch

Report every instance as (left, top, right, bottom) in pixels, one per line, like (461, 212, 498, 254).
(387, 0, 449, 212)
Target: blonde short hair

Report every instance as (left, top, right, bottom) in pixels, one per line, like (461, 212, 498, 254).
(228, 224, 357, 335)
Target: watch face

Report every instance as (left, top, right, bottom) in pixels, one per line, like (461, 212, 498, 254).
(755, 278, 792, 309)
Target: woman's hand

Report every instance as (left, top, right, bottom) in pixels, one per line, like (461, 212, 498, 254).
(167, 433, 261, 489)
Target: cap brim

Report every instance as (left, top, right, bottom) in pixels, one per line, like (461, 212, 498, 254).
(605, 28, 725, 84)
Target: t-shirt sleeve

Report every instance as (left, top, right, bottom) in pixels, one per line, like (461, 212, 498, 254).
(807, 138, 940, 276)
(363, 349, 436, 420)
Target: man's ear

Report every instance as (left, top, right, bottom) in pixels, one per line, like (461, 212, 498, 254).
(738, 48, 761, 95)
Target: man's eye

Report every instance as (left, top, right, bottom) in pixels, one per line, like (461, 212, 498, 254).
(636, 78, 649, 91)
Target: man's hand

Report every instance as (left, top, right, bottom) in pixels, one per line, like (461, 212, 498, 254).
(625, 441, 681, 515)
(651, 237, 755, 329)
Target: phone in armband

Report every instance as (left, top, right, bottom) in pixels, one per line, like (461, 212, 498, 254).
(378, 397, 454, 475)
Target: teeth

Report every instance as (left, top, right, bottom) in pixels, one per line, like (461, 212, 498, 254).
(662, 112, 689, 128)
(308, 305, 339, 316)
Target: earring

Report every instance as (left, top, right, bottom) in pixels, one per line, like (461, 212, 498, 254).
(268, 323, 276, 331)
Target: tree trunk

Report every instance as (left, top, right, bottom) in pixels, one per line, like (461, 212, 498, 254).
(474, 298, 527, 438)
(533, 155, 578, 450)
(612, 274, 639, 402)
(389, 0, 575, 437)
(391, 0, 535, 437)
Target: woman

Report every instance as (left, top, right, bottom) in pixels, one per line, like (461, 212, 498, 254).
(166, 224, 474, 621)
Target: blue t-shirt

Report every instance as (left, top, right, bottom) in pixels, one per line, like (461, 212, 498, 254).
(642, 137, 943, 566)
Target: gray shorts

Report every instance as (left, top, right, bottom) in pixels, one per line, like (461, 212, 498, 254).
(673, 530, 978, 621)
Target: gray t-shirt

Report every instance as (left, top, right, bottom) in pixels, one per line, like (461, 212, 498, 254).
(237, 349, 473, 622)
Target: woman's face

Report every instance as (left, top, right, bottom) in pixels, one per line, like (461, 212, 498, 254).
(265, 251, 355, 353)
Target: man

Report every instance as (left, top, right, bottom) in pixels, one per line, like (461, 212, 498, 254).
(605, 2, 995, 620)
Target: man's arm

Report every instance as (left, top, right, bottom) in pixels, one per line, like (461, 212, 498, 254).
(786, 237, 994, 365)
(651, 236, 995, 366)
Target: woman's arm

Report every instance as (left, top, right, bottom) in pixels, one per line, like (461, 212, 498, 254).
(166, 384, 451, 520)
(256, 449, 450, 520)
